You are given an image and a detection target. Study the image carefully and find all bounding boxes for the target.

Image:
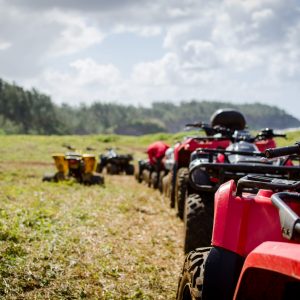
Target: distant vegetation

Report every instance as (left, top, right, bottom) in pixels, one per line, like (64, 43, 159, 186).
(1, 78, 299, 135)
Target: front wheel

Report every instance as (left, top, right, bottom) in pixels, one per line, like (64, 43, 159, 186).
(176, 247, 211, 300)
(183, 193, 214, 254)
(175, 168, 189, 220)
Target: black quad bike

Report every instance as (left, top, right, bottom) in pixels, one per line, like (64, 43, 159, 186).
(96, 148, 135, 175)
(42, 144, 104, 185)
(135, 157, 168, 190)
(176, 143, 300, 300)
(135, 159, 151, 184)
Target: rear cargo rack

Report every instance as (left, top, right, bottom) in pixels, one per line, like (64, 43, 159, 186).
(236, 175, 300, 196)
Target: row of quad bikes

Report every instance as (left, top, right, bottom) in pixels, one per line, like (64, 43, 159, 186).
(43, 145, 135, 185)
(136, 109, 300, 300)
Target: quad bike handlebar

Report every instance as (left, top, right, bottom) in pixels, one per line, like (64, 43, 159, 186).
(271, 192, 300, 241)
(86, 146, 96, 151)
(62, 143, 76, 151)
(254, 128, 286, 140)
(185, 122, 232, 137)
(265, 142, 300, 158)
(185, 121, 207, 128)
(196, 148, 264, 157)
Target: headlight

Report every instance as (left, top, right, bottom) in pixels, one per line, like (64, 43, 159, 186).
(190, 168, 211, 187)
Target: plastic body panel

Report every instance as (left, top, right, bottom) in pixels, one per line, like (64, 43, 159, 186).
(52, 153, 69, 175)
(255, 138, 276, 152)
(212, 180, 300, 256)
(174, 138, 230, 167)
(82, 154, 96, 173)
(234, 241, 300, 299)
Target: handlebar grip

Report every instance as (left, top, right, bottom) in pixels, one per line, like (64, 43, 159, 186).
(273, 134, 287, 138)
(185, 123, 204, 128)
(265, 144, 300, 158)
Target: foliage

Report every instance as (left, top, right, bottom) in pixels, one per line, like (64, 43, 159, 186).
(1, 78, 299, 135)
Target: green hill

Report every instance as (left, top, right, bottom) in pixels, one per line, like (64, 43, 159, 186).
(1, 78, 299, 135)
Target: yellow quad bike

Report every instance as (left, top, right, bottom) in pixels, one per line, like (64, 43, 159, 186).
(42, 145, 104, 185)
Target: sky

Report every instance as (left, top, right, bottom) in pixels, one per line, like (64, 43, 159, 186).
(0, 0, 300, 118)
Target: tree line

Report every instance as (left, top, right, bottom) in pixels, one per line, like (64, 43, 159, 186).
(0, 78, 299, 135)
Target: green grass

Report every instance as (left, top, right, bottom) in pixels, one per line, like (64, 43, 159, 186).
(1, 130, 300, 299)
(0, 134, 185, 299)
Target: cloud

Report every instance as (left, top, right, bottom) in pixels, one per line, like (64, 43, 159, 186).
(69, 58, 121, 85)
(113, 25, 162, 37)
(0, 40, 11, 51)
(46, 11, 105, 57)
(1, 0, 300, 118)
(32, 58, 122, 104)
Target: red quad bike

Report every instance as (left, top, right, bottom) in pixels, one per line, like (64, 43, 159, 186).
(136, 141, 170, 189)
(183, 128, 288, 253)
(149, 141, 170, 190)
(176, 143, 300, 300)
(170, 109, 246, 220)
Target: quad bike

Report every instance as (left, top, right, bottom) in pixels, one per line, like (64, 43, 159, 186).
(42, 144, 104, 185)
(176, 143, 300, 300)
(183, 129, 288, 253)
(160, 146, 176, 197)
(171, 109, 246, 219)
(136, 141, 170, 190)
(135, 159, 153, 185)
(96, 148, 134, 175)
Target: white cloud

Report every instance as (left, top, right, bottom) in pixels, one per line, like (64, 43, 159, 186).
(1, 0, 300, 118)
(182, 40, 220, 70)
(113, 24, 162, 37)
(25, 58, 122, 106)
(0, 40, 11, 51)
(132, 53, 180, 86)
(46, 11, 105, 57)
(69, 58, 121, 85)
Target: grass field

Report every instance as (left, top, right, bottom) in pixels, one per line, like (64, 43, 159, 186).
(0, 132, 299, 299)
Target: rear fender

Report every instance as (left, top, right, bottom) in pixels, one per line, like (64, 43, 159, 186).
(255, 138, 276, 152)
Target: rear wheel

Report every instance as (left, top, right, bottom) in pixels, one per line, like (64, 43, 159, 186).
(176, 247, 211, 300)
(42, 173, 57, 182)
(151, 171, 159, 189)
(142, 169, 151, 186)
(91, 174, 105, 185)
(96, 163, 103, 173)
(158, 170, 167, 193)
(184, 193, 214, 254)
(162, 172, 171, 197)
(125, 164, 135, 175)
(175, 168, 189, 220)
(106, 163, 118, 175)
(135, 164, 143, 182)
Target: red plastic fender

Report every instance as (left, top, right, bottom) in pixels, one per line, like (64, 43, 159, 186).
(212, 181, 300, 256)
(233, 241, 300, 299)
(174, 137, 230, 163)
(255, 138, 276, 152)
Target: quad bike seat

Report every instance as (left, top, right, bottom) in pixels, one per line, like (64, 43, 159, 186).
(210, 108, 246, 131)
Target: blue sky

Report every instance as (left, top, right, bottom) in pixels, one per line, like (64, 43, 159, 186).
(0, 0, 300, 118)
